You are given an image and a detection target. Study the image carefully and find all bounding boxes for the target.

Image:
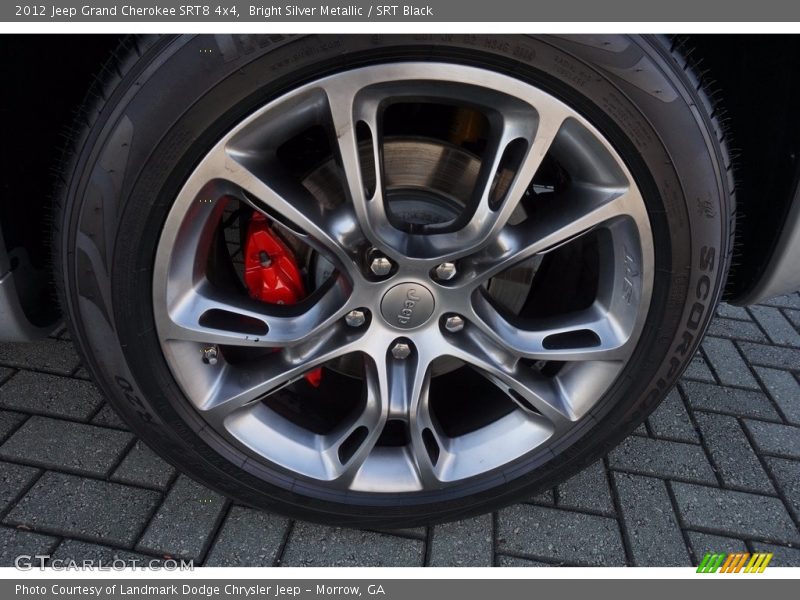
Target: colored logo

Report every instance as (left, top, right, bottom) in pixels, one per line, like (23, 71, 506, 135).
(696, 552, 773, 573)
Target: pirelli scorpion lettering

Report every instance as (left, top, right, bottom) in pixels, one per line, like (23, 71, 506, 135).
(644, 245, 717, 408)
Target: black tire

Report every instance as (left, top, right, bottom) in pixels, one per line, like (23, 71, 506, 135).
(55, 34, 734, 527)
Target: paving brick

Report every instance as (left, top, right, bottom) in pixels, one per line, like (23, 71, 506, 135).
(281, 522, 424, 567)
(701, 337, 759, 389)
(52, 539, 162, 564)
(682, 353, 716, 383)
(204, 506, 289, 567)
(648, 388, 699, 443)
(694, 412, 773, 494)
(613, 472, 689, 566)
(632, 423, 649, 437)
(750, 542, 800, 566)
(743, 420, 800, 459)
(686, 531, 748, 562)
(136, 475, 226, 561)
(753, 367, 800, 426)
(671, 482, 800, 544)
(4, 472, 160, 546)
(716, 304, 751, 320)
(0, 367, 12, 384)
(91, 404, 129, 430)
(681, 381, 780, 421)
(760, 294, 800, 310)
(496, 554, 549, 566)
(556, 460, 614, 516)
(0, 371, 104, 420)
(764, 457, 800, 521)
(0, 417, 133, 477)
(112, 441, 175, 490)
(0, 461, 39, 513)
(738, 342, 800, 371)
(608, 436, 717, 484)
(429, 514, 492, 566)
(0, 340, 80, 375)
(0, 410, 26, 441)
(497, 504, 625, 566)
(0, 526, 58, 567)
(708, 319, 767, 343)
(749, 305, 800, 347)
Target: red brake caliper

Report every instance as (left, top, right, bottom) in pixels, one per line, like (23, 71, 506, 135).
(243, 212, 323, 387)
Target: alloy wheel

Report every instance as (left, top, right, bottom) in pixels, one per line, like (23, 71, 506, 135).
(152, 62, 654, 496)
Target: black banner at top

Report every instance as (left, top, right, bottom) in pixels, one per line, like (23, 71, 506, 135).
(4, 0, 800, 22)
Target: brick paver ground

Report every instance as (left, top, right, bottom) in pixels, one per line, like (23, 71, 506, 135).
(0, 296, 798, 567)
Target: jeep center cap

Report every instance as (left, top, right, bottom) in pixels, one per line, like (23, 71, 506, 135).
(380, 282, 435, 329)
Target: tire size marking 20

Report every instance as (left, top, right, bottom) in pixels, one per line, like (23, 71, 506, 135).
(14, 5, 46, 16)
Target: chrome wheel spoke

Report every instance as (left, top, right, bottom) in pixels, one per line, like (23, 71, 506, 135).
(463, 186, 638, 290)
(163, 276, 350, 348)
(470, 293, 630, 362)
(322, 81, 391, 258)
(218, 147, 361, 271)
(370, 346, 442, 486)
(441, 333, 574, 427)
(459, 103, 570, 253)
(322, 365, 388, 486)
(199, 327, 361, 428)
(406, 371, 443, 488)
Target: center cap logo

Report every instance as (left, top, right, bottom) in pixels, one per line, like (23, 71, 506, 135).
(380, 283, 435, 329)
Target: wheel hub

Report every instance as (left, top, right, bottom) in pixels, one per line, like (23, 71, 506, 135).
(380, 282, 436, 330)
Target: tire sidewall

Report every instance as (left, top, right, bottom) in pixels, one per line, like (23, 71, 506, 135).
(60, 34, 731, 526)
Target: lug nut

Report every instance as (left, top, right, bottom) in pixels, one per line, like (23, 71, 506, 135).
(435, 262, 457, 281)
(202, 346, 219, 365)
(369, 255, 393, 277)
(391, 341, 412, 360)
(444, 315, 465, 332)
(345, 309, 367, 328)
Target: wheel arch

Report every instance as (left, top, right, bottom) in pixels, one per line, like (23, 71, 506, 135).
(678, 35, 800, 302)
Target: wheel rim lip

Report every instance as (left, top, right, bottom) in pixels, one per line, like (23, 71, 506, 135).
(152, 61, 655, 498)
